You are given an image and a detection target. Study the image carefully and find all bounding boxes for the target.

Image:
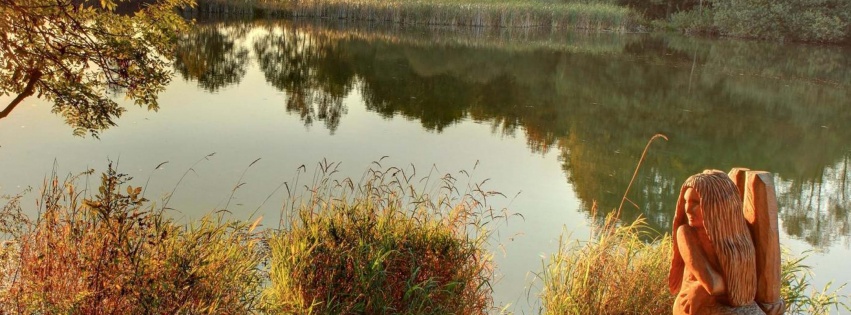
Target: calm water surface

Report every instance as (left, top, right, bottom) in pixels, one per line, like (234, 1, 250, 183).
(1, 20, 850, 313)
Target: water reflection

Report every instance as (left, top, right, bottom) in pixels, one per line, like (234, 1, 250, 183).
(777, 157, 851, 246)
(252, 26, 352, 133)
(53, 20, 851, 246)
(174, 24, 250, 92)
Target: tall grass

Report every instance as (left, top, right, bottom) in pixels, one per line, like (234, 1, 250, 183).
(781, 251, 850, 314)
(262, 160, 506, 314)
(0, 166, 265, 314)
(539, 209, 673, 314)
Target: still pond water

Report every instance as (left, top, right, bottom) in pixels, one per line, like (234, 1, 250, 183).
(1, 19, 850, 313)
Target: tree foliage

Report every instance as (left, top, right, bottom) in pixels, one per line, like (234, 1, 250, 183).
(663, 0, 851, 43)
(712, 0, 851, 42)
(0, 0, 193, 136)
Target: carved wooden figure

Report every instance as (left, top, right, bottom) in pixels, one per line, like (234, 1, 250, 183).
(669, 169, 784, 315)
(729, 169, 784, 315)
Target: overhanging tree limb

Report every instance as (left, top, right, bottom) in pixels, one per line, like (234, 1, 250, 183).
(0, 70, 42, 119)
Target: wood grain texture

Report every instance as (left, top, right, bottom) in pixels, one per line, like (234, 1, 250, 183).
(744, 171, 784, 315)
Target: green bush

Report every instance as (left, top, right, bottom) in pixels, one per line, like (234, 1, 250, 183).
(712, 0, 850, 42)
(668, 8, 716, 34)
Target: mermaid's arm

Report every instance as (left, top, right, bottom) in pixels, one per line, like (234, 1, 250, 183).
(676, 225, 726, 295)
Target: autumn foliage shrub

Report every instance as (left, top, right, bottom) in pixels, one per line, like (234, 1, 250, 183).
(0, 166, 265, 314)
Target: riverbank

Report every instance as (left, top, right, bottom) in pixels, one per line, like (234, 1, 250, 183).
(184, 0, 640, 32)
(1, 163, 848, 314)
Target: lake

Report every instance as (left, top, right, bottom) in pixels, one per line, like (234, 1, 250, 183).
(1, 19, 850, 313)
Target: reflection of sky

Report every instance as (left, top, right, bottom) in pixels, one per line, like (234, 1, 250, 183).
(0, 67, 590, 312)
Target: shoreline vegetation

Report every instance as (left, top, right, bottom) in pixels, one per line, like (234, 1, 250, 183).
(1, 161, 849, 314)
(218, 19, 641, 58)
(184, 0, 638, 32)
(179, 0, 850, 44)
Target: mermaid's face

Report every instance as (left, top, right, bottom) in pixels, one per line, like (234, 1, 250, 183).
(684, 188, 704, 228)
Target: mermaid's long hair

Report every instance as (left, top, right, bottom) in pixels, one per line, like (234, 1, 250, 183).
(668, 170, 757, 306)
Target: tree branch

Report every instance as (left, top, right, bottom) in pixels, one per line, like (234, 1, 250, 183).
(1, 70, 43, 119)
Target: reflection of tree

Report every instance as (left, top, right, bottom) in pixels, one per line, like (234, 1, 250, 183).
(209, 22, 851, 245)
(252, 26, 851, 245)
(174, 25, 249, 92)
(253, 26, 353, 133)
(777, 156, 851, 246)
(360, 72, 473, 132)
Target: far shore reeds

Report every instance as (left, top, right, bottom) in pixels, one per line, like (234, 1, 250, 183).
(184, 0, 640, 32)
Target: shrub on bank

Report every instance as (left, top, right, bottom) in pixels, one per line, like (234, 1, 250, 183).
(665, 0, 850, 43)
(0, 167, 265, 314)
(712, 0, 850, 43)
(667, 8, 716, 35)
(263, 162, 499, 314)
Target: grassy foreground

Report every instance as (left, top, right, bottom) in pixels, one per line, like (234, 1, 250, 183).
(0, 162, 848, 314)
(0, 162, 503, 314)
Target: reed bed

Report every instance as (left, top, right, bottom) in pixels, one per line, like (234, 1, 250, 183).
(274, 0, 635, 31)
(263, 160, 507, 314)
(185, 0, 640, 31)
